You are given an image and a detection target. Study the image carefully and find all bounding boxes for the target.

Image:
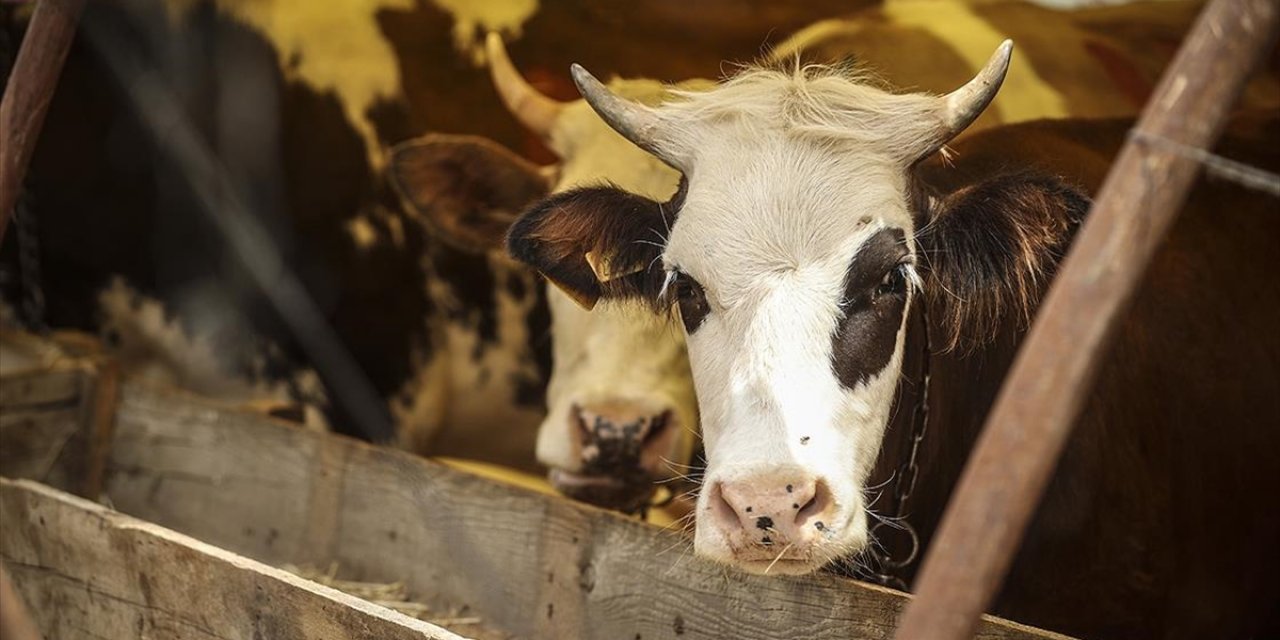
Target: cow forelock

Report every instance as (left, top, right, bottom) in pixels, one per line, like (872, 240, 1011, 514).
(654, 82, 923, 570)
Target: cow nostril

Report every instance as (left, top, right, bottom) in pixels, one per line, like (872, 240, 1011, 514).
(709, 482, 742, 529)
(571, 405, 593, 442)
(641, 410, 674, 446)
(796, 479, 831, 524)
(796, 494, 818, 518)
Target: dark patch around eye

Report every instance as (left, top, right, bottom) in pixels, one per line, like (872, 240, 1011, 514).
(673, 272, 710, 333)
(830, 228, 910, 390)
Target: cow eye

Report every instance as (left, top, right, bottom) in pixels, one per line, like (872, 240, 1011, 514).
(875, 264, 909, 298)
(673, 272, 710, 333)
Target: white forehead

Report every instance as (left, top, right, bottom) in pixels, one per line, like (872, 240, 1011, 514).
(664, 134, 914, 307)
(651, 66, 935, 295)
(652, 65, 943, 168)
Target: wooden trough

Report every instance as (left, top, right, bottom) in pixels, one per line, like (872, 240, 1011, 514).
(0, 343, 1074, 639)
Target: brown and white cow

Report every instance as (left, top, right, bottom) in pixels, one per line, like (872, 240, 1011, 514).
(0, 1, 550, 467)
(505, 45, 1280, 638)
(389, 34, 703, 513)
(387, 1, 1250, 513)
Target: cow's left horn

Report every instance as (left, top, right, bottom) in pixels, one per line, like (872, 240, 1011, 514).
(570, 64, 685, 171)
(926, 40, 1013, 156)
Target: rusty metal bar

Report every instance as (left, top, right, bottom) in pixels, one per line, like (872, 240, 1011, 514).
(893, 0, 1280, 639)
(0, 0, 85, 243)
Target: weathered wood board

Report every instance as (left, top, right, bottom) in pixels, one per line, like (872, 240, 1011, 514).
(0, 365, 93, 493)
(0, 365, 1074, 640)
(0, 478, 467, 640)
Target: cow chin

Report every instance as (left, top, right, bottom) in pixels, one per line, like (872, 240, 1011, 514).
(535, 391, 693, 515)
(692, 485, 869, 576)
(548, 468, 657, 514)
(692, 519, 869, 577)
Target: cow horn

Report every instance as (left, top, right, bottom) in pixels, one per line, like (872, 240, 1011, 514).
(927, 40, 1013, 156)
(570, 63, 684, 171)
(486, 32, 563, 138)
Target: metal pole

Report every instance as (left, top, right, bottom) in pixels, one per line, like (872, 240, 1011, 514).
(0, 0, 85, 243)
(893, 0, 1280, 638)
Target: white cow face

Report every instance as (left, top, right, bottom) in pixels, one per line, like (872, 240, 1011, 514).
(508, 45, 1011, 572)
(661, 138, 919, 573)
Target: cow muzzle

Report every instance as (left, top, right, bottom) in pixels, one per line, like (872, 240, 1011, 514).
(698, 466, 852, 575)
(548, 401, 679, 513)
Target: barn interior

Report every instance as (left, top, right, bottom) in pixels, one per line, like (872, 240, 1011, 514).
(1, 1, 1278, 639)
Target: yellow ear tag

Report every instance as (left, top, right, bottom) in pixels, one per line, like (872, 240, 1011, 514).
(585, 250, 646, 283)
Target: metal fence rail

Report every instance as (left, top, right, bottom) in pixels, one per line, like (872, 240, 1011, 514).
(0, 0, 84, 243)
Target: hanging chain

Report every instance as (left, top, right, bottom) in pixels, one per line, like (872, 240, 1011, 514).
(865, 294, 930, 590)
(14, 189, 48, 332)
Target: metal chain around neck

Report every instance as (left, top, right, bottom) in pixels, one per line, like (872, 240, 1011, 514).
(865, 293, 931, 590)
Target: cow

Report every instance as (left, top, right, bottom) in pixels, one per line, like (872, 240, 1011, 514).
(0, 0, 551, 468)
(503, 44, 1280, 639)
(386, 0, 1277, 517)
(388, 34, 704, 514)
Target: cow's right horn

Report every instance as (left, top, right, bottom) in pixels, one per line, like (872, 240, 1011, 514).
(570, 64, 685, 172)
(487, 33, 564, 138)
(918, 40, 1013, 159)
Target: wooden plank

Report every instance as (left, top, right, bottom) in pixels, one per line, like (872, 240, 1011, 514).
(0, 366, 87, 490)
(0, 478, 468, 640)
(104, 386, 323, 566)
(92, 382, 1071, 640)
(894, 1, 1280, 639)
(0, 365, 84, 408)
(0, 355, 119, 498)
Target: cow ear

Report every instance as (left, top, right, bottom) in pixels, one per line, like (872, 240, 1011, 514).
(389, 134, 552, 253)
(506, 186, 672, 310)
(917, 172, 1091, 353)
